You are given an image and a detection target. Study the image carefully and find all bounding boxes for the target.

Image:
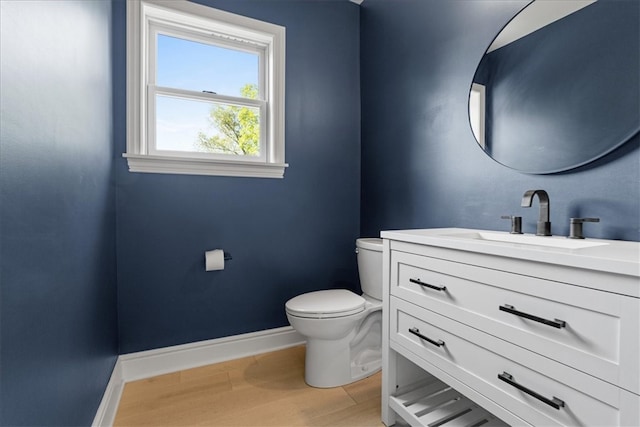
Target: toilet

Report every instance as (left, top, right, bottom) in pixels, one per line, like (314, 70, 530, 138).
(285, 238, 383, 388)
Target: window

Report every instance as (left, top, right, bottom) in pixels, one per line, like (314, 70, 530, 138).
(125, 0, 286, 178)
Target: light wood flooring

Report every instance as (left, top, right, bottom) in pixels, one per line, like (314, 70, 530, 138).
(114, 345, 383, 426)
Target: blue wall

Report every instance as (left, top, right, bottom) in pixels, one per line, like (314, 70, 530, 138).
(360, 0, 640, 242)
(114, 0, 362, 353)
(0, 1, 118, 425)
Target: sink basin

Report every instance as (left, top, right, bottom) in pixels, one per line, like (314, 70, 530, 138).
(445, 231, 610, 249)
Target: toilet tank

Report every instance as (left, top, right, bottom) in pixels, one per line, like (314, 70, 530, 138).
(356, 238, 383, 301)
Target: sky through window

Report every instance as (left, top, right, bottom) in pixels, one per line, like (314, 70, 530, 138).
(155, 34, 259, 152)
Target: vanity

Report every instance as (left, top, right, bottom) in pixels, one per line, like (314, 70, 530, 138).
(380, 228, 640, 426)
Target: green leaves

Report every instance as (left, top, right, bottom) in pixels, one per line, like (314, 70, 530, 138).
(196, 84, 260, 156)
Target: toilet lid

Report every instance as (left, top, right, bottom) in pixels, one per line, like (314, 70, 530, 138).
(285, 289, 366, 319)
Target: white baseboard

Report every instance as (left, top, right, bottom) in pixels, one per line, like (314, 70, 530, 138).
(92, 326, 304, 426)
(119, 326, 305, 381)
(92, 360, 124, 427)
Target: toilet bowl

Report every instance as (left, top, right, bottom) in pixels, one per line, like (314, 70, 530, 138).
(285, 238, 383, 388)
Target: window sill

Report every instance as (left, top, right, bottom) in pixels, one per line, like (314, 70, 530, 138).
(123, 154, 288, 178)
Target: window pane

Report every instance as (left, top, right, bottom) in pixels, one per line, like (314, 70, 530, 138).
(157, 34, 259, 99)
(156, 95, 261, 157)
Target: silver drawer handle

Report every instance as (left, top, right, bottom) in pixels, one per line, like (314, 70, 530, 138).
(498, 372, 565, 410)
(409, 277, 447, 292)
(499, 304, 566, 329)
(408, 327, 445, 347)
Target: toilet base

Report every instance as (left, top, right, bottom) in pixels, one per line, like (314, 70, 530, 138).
(303, 310, 382, 388)
(304, 338, 381, 388)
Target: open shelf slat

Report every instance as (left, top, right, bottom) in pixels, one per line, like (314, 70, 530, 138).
(390, 377, 510, 427)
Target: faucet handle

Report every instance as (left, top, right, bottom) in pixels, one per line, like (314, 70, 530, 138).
(568, 217, 600, 239)
(501, 215, 523, 234)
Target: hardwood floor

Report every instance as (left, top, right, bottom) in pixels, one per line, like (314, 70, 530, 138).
(114, 345, 383, 426)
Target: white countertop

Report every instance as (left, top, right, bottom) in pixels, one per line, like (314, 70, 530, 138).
(381, 228, 640, 277)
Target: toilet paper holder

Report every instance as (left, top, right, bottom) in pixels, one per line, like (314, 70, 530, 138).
(205, 250, 233, 272)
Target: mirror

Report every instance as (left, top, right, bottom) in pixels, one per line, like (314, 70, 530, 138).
(470, 0, 639, 174)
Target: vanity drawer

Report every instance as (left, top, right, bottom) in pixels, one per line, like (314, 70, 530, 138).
(390, 297, 640, 427)
(390, 250, 640, 394)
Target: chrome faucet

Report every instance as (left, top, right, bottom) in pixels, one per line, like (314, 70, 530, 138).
(521, 189, 551, 236)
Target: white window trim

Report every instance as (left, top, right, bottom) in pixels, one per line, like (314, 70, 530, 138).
(469, 83, 486, 149)
(125, 0, 287, 178)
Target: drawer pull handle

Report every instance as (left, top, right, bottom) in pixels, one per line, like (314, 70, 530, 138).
(498, 372, 565, 410)
(499, 304, 566, 329)
(409, 278, 447, 292)
(408, 327, 445, 347)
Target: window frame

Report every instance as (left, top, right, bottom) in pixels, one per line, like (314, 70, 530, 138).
(125, 0, 287, 178)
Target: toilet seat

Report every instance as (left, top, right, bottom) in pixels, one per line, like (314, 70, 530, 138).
(285, 289, 365, 319)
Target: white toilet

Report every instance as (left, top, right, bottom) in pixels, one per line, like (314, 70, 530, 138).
(285, 238, 383, 388)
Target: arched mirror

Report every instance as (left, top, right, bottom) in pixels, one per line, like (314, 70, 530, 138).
(469, 0, 639, 174)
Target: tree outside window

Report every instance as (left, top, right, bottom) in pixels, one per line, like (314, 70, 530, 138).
(196, 84, 260, 157)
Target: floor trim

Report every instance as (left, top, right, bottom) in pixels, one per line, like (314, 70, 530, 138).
(92, 361, 124, 427)
(92, 326, 304, 426)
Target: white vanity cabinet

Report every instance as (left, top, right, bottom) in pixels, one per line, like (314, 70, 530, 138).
(381, 228, 640, 427)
